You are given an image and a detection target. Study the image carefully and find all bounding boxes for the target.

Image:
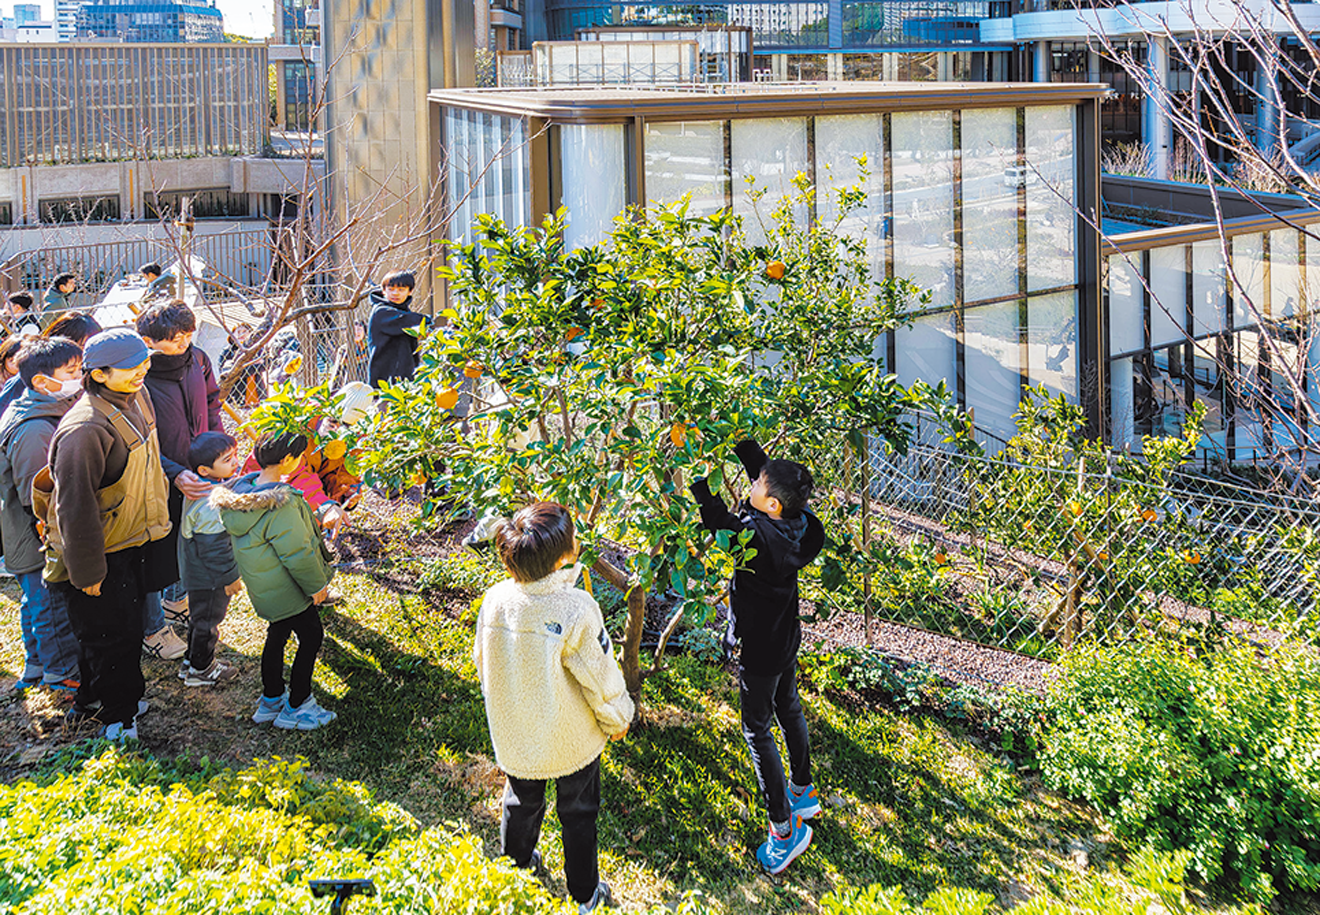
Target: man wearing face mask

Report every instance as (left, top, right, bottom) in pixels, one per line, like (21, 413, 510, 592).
(0, 337, 88, 694)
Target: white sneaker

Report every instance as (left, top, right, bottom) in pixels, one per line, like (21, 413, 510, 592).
(274, 695, 337, 730)
(184, 659, 239, 687)
(102, 721, 138, 741)
(143, 627, 186, 660)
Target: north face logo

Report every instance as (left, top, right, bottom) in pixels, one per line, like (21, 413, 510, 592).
(545, 621, 563, 635)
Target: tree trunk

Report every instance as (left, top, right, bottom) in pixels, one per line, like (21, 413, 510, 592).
(589, 556, 646, 715)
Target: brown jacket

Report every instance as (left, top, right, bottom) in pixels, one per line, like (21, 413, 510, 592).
(46, 387, 171, 588)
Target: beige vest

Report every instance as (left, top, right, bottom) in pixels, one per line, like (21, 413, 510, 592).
(34, 393, 172, 582)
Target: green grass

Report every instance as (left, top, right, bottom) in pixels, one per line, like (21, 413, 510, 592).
(0, 562, 1282, 913)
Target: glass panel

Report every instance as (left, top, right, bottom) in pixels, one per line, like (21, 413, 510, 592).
(1108, 253, 1144, 355)
(1149, 245, 1186, 347)
(1191, 239, 1226, 337)
(895, 310, 956, 392)
(891, 111, 955, 310)
(561, 123, 627, 249)
(1308, 232, 1320, 314)
(1271, 228, 1301, 319)
(1191, 345, 1226, 457)
(816, 114, 885, 280)
(1028, 291, 1077, 398)
(1110, 356, 1137, 451)
(1232, 233, 1265, 329)
(731, 117, 809, 241)
(644, 121, 728, 217)
(1150, 344, 1187, 438)
(1232, 328, 1266, 460)
(1024, 105, 1075, 291)
(963, 301, 1020, 444)
(961, 107, 1019, 303)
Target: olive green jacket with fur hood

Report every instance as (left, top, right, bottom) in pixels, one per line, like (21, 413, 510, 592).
(211, 474, 333, 623)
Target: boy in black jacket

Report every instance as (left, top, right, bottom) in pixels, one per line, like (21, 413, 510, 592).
(366, 270, 424, 388)
(690, 439, 825, 875)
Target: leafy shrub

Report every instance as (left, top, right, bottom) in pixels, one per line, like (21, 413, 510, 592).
(0, 748, 561, 915)
(1039, 639, 1320, 900)
(819, 849, 1265, 914)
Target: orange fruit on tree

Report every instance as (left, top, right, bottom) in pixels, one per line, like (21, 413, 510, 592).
(323, 440, 348, 461)
(669, 422, 687, 448)
(590, 297, 605, 310)
(1183, 550, 1201, 565)
(565, 326, 584, 342)
(1141, 508, 1158, 523)
(463, 361, 483, 379)
(1064, 501, 1083, 518)
(436, 387, 459, 410)
(765, 260, 786, 280)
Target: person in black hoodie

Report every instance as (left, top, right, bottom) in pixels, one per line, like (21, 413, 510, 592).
(137, 301, 224, 640)
(366, 270, 424, 388)
(690, 439, 824, 876)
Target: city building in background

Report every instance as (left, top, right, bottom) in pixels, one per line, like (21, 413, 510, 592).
(55, 0, 78, 38)
(0, 41, 318, 285)
(12, 3, 40, 24)
(272, 0, 320, 131)
(76, 0, 225, 42)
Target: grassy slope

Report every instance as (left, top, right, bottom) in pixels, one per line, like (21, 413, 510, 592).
(0, 562, 1242, 913)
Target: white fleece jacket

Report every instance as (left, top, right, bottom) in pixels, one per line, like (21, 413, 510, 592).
(474, 564, 634, 780)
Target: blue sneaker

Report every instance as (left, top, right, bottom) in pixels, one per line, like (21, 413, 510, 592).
(274, 695, 336, 731)
(789, 783, 822, 820)
(252, 692, 286, 724)
(757, 815, 812, 875)
(578, 880, 612, 913)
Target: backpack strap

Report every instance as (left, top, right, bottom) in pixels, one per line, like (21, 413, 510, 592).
(88, 394, 148, 450)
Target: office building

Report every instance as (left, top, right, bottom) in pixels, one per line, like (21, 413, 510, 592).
(76, 0, 225, 42)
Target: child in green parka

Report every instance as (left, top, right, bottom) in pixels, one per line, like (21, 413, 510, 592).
(212, 430, 336, 731)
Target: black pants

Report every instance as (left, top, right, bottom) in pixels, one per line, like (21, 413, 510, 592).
(740, 663, 813, 824)
(187, 587, 232, 670)
(502, 757, 600, 905)
(261, 604, 323, 707)
(59, 546, 149, 728)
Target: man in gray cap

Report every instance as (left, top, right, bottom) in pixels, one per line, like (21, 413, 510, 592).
(40, 327, 175, 739)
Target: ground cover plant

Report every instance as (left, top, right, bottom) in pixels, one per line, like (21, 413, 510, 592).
(6, 563, 1282, 914)
(1039, 637, 1320, 903)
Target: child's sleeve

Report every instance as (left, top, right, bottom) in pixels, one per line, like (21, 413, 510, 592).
(563, 598, 634, 737)
(372, 306, 426, 338)
(266, 499, 333, 598)
(733, 439, 769, 483)
(689, 476, 747, 535)
(194, 531, 240, 587)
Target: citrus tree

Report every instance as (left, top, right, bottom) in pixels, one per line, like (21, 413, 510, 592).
(357, 179, 958, 706)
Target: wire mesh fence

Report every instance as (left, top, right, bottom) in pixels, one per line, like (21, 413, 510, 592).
(803, 422, 1320, 665)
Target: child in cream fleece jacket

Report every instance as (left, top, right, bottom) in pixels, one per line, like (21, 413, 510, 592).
(473, 502, 633, 914)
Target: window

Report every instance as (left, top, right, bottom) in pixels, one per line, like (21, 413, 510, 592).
(145, 188, 252, 220)
(39, 195, 120, 223)
(0, 202, 11, 226)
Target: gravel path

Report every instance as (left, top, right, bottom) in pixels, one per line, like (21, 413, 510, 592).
(803, 611, 1057, 695)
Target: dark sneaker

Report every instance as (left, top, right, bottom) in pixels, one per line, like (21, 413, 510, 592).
(578, 880, 613, 913)
(757, 815, 812, 875)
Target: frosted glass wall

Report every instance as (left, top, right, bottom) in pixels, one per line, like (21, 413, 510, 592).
(891, 111, 955, 311)
(1028, 292, 1078, 398)
(896, 311, 956, 393)
(731, 117, 809, 238)
(445, 109, 531, 244)
(1024, 106, 1076, 291)
(644, 121, 728, 217)
(1108, 254, 1144, 356)
(1108, 220, 1320, 460)
(816, 114, 885, 279)
(961, 107, 1018, 303)
(963, 301, 1020, 442)
(560, 124, 627, 249)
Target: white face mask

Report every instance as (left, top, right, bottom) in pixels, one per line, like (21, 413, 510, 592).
(47, 377, 83, 399)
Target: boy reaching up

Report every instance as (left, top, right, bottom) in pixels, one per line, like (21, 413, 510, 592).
(690, 439, 825, 875)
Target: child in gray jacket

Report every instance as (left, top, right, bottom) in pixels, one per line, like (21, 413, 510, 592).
(178, 432, 244, 686)
(473, 502, 633, 914)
